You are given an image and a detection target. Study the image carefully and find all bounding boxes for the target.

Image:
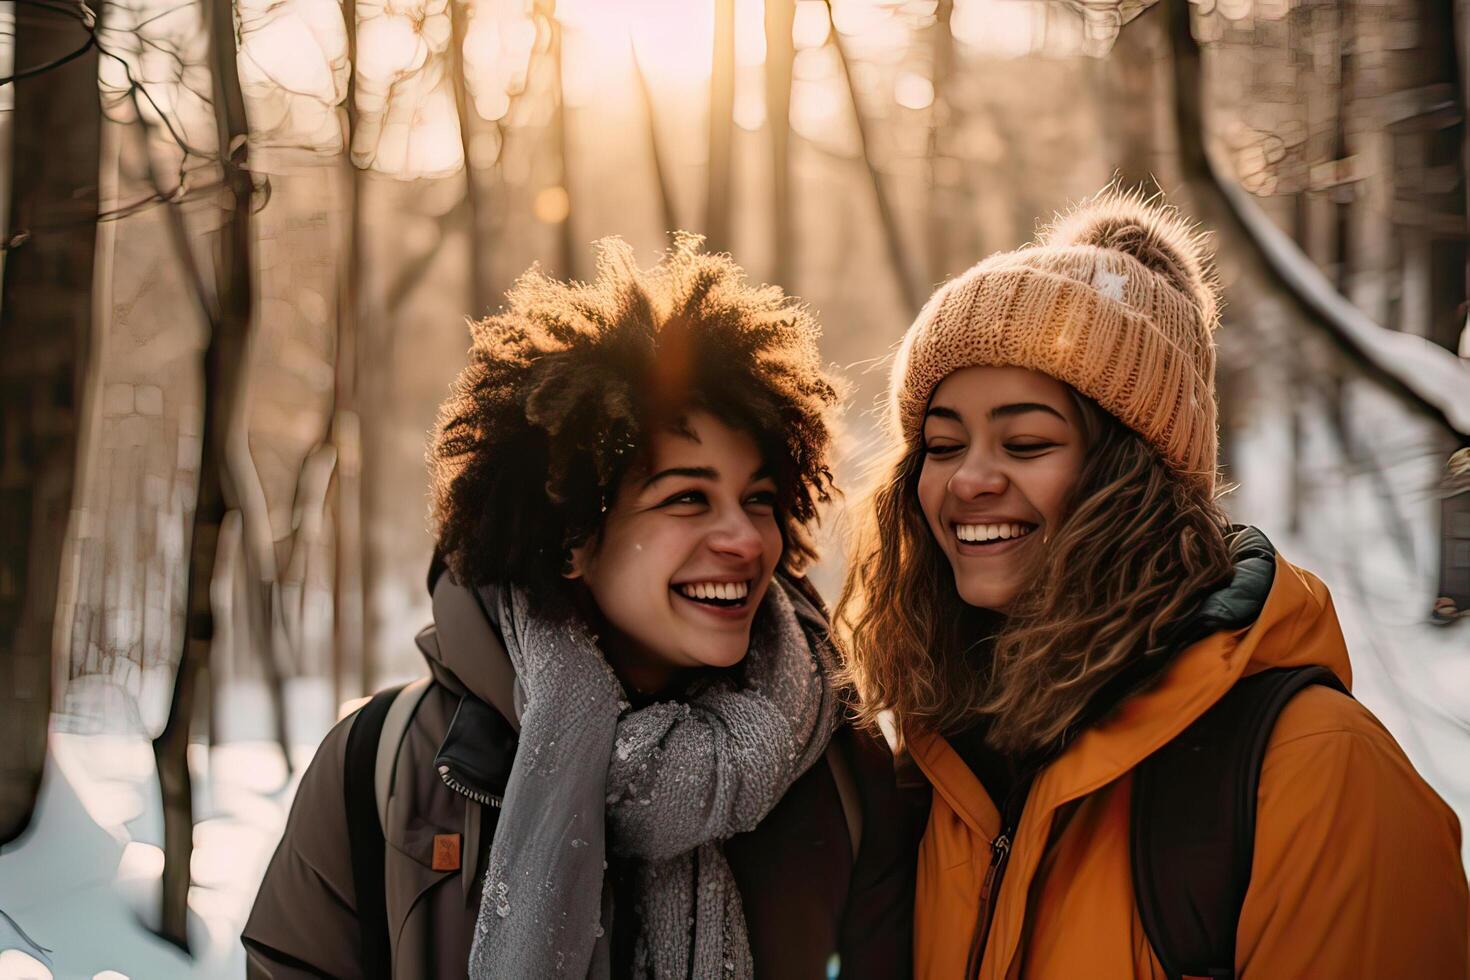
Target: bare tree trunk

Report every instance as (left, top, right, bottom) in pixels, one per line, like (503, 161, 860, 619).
(152, 0, 256, 948)
(331, 409, 365, 702)
(333, 0, 367, 706)
(829, 7, 922, 314)
(924, 0, 953, 288)
(241, 557, 295, 773)
(1417, 0, 1468, 355)
(274, 445, 337, 666)
(536, 0, 576, 279)
(706, 0, 735, 253)
(218, 378, 296, 772)
(0, 0, 101, 847)
(233, 441, 335, 763)
(765, 0, 795, 285)
(632, 42, 679, 237)
(129, 76, 291, 779)
(1104, 0, 1163, 189)
(1285, 0, 1341, 534)
(1300, 2, 1418, 569)
(449, 0, 492, 317)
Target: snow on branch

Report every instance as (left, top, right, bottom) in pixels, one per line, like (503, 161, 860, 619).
(1212, 171, 1470, 436)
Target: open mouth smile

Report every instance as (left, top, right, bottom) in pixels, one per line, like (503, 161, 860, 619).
(951, 521, 1037, 554)
(672, 579, 753, 613)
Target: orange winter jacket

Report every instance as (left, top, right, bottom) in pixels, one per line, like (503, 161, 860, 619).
(911, 548, 1469, 979)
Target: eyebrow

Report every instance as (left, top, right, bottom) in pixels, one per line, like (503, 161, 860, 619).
(924, 402, 1067, 424)
(642, 466, 718, 490)
(640, 464, 772, 491)
(988, 402, 1066, 422)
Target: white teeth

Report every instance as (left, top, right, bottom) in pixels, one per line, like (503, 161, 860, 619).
(678, 581, 750, 601)
(954, 522, 1033, 543)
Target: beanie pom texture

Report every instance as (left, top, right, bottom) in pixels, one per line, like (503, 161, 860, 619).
(890, 187, 1222, 493)
(1042, 189, 1218, 329)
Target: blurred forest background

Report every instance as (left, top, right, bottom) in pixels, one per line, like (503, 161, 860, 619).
(2, 0, 1470, 975)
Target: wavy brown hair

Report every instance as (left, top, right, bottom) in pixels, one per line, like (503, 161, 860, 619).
(836, 393, 1234, 758)
(430, 234, 840, 593)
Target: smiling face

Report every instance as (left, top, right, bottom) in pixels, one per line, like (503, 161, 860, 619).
(917, 366, 1087, 613)
(567, 411, 785, 694)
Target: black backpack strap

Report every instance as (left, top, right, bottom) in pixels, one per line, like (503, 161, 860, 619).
(1131, 665, 1350, 980)
(343, 684, 408, 980)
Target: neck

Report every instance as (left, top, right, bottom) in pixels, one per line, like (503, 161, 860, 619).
(568, 585, 684, 700)
(600, 635, 682, 702)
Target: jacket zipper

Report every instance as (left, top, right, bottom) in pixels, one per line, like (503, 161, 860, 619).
(963, 828, 1013, 979)
(964, 780, 1029, 979)
(437, 764, 504, 808)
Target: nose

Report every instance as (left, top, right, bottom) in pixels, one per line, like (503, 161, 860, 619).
(707, 507, 765, 562)
(947, 448, 1008, 501)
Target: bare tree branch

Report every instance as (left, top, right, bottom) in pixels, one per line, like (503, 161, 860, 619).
(828, 4, 923, 314)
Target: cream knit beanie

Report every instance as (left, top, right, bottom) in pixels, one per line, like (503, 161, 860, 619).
(891, 189, 1222, 493)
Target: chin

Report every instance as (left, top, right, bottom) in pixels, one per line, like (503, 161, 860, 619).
(698, 644, 751, 670)
(954, 574, 1016, 612)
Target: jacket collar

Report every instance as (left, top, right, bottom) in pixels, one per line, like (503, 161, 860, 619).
(416, 577, 520, 729)
(414, 576, 522, 807)
(911, 526, 1275, 831)
(1034, 526, 1349, 809)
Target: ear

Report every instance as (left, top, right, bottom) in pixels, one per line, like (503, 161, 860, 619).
(562, 542, 589, 580)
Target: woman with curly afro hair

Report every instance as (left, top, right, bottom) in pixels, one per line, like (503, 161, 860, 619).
(245, 235, 917, 980)
(837, 190, 1467, 978)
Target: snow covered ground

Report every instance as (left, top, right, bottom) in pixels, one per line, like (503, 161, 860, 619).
(0, 681, 336, 980)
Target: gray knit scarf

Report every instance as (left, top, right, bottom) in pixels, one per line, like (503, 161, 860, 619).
(467, 576, 841, 979)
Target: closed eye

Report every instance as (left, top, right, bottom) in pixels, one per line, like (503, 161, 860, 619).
(923, 442, 964, 457)
(1006, 441, 1059, 455)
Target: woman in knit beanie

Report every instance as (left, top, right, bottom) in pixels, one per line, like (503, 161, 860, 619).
(836, 190, 1468, 979)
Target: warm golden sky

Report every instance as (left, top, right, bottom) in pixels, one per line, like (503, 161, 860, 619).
(90, 0, 1188, 180)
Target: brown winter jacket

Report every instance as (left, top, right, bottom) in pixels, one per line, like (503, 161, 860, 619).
(912, 531, 1470, 978)
(243, 573, 917, 979)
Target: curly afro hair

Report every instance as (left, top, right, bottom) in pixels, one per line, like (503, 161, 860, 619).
(429, 233, 842, 593)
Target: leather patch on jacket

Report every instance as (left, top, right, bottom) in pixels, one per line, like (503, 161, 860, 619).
(432, 833, 462, 871)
